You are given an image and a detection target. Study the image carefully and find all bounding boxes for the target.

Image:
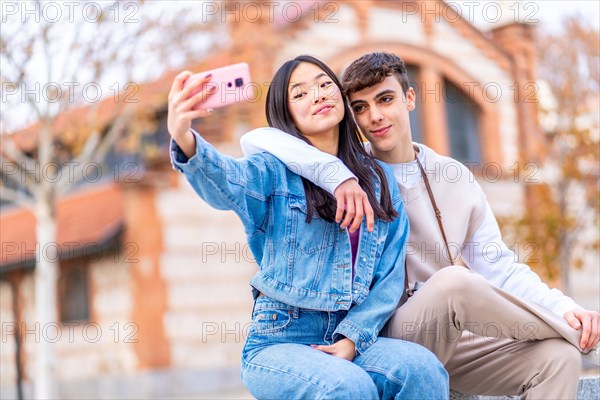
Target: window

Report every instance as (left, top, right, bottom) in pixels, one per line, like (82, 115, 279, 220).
(444, 80, 481, 164)
(406, 65, 422, 143)
(58, 262, 90, 323)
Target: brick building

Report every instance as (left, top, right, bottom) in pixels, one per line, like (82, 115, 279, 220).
(1, 1, 596, 397)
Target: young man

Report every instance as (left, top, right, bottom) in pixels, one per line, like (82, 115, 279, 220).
(240, 52, 600, 399)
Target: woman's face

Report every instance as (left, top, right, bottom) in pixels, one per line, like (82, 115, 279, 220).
(287, 62, 345, 139)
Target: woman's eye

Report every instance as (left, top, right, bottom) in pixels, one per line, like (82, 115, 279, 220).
(321, 81, 333, 88)
(292, 92, 306, 99)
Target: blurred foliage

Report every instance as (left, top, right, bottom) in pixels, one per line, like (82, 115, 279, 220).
(499, 15, 600, 290)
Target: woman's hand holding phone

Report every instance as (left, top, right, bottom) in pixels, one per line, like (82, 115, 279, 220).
(167, 71, 216, 158)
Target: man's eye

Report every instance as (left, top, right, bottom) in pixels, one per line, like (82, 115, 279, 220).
(353, 105, 365, 113)
(380, 96, 393, 103)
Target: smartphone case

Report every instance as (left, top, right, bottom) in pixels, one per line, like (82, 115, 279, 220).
(185, 62, 253, 109)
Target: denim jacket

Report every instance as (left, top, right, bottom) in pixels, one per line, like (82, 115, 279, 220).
(170, 130, 409, 354)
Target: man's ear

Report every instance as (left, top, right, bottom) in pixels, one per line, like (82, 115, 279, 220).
(406, 87, 416, 111)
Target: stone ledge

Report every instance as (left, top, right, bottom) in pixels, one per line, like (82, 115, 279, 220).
(1, 370, 597, 399)
(450, 377, 599, 400)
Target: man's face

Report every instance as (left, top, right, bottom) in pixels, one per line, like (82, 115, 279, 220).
(348, 76, 415, 163)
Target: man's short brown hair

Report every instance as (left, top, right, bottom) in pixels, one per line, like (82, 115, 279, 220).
(341, 52, 410, 96)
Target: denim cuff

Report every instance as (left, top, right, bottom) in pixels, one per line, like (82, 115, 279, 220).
(333, 319, 374, 355)
(170, 129, 205, 174)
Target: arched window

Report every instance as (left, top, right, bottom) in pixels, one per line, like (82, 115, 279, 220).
(406, 65, 422, 143)
(444, 80, 481, 164)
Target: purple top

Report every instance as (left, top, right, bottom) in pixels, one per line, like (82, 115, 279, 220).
(349, 228, 360, 268)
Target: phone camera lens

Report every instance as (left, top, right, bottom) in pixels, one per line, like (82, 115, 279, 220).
(227, 82, 232, 88)
(235, 78, 244, 87)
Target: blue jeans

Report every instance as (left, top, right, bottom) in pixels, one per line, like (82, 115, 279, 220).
(241, 296, 449, 399)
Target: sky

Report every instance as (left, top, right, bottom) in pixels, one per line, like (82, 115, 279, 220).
(530, 0, 600, 30)
(451, 0, 600, 31)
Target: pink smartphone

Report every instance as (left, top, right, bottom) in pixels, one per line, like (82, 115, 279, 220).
(185, 62, 254, 110)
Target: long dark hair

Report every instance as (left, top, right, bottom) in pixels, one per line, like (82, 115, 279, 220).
(265, 55, 397, 223)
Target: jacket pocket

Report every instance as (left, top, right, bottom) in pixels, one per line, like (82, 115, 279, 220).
(285, 196, 334, 256)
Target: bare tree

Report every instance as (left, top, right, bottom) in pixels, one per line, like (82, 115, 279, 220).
(0, 1, 218, 397)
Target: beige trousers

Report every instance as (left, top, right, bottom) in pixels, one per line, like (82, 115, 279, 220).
(381, 266, 582, 400)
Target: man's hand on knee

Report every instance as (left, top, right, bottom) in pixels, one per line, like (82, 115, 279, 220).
(563, 308, 600, 351)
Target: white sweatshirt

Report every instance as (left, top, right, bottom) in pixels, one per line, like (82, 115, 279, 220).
(240, 127, 580, 317)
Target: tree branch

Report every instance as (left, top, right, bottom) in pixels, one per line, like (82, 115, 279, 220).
(0, 185, 34, 208)
(56, 106, 134, 194)
(94, 107, 134, 161)
(0, 157, 30, 189)
(0, 138, 38, 194)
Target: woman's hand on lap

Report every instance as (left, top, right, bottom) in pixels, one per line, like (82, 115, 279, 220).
(311, 338, 357, 361)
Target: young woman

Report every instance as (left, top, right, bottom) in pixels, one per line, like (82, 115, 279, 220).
(167, 55, 448, 399)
